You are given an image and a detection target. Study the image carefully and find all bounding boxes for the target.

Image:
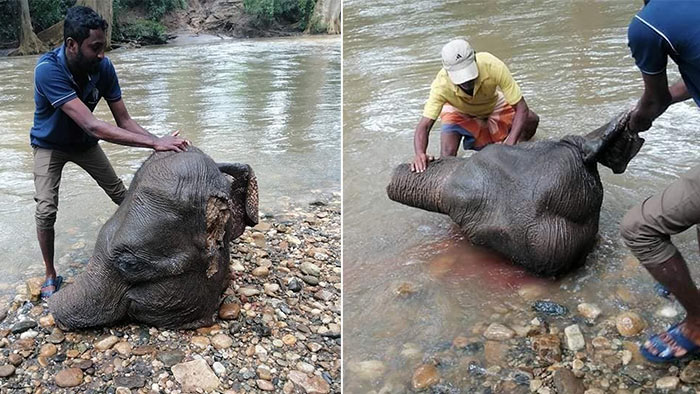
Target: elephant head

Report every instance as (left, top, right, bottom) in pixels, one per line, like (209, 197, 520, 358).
(387, 113, 641, 277)
(49, 147, 258, 330)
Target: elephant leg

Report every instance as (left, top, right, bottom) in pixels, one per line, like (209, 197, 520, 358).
(48, 262, 130, 330)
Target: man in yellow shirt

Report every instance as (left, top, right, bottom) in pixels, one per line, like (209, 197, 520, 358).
(412, 38, 539, 172)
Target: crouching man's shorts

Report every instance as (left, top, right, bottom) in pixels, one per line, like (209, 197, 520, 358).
(620, 164, 700, 267)
(33, 144, 127, 230)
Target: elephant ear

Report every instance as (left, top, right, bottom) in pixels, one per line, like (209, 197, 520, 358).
(217, 163, 259, 227)
(581, 111, 645, 174)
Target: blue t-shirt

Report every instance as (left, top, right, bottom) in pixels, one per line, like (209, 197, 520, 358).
(30, 45, 122, 152)
(628, 0, 700, 107)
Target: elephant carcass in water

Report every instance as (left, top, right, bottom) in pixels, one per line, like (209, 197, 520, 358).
(387, 113, 643, 276)
(49, 147, 258, 330)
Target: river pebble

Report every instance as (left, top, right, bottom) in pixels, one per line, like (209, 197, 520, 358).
(615, 312, 645, 337)
(412, 364, 439, 390)
(564, 324, 585, 351)
(483, 323, 515, 341)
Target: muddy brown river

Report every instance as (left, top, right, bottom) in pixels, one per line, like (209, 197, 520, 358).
(343, 0, 700, 391)
(0, 35, 340, 289)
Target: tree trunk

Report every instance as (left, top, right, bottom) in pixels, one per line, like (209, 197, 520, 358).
(9, 0, 48, 56)
(305, 0, 341, 34)
(77, 0, 113, 49)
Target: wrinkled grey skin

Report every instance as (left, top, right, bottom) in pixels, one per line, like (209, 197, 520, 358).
(49, 147, 258, 330)
(387, 113, 641, 277)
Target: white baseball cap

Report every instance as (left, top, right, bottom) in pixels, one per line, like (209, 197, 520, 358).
(441, 39, 478, 85)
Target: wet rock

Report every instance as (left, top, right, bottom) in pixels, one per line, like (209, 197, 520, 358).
(156, 350, 185, 367)
(348, 360, 386, 381)
(0, 365, 15, 378)
(94, 335, 119, 351)
(288, 371, 330, 393)
(656, 305, 679, 318)
(257, 379, 275, 391)
(254, 222, 272, 232)
(553, 368, 584, 394)
(26, 277, 43, 301)
(114, 375, 146, 389)
(517, 284, 547, 301)
(239, 287, 260, 297)
(114, 341, 132, 357)
(533, 300, 568, 316)
(264, 283, 279, 295)
(191, 336, 210, 349)
(531, 334, 562, 364)
(412, 364, 439, 390)
(615, 312, 645, 337)
(655, 376, 679, 390)
(252, 266, 269, 277)
(74, 360, 93, 370)
(132, 345, 156, 356)
(212, 361, 226, 376)
(483, 323, 515, 341)
(211, 333, 233, 349)
(46, 328, 65, 344)
(394, 282, 417, 297)
(11, 320, 37, 334)
(39, 343, 57, 357)
(55, 367, 83, 387)
(564, 324, 585, 351)
(302, 275, 319, 286)
(681, 360, 700, 383)
(288, 278, 303, 292)
(39, 314, 55, 327)
(577, 303, 601, 320)
(171, 359, 220, 392)
(257, 364, 272, 380)
(8, 354, 22, 366)
(282, 334, 297, 346)
(314, 289, 333, 301)
(219, 303, 241, 319)
(300, 262, 321, 277)
(20, 329, 38, 339)
(484, 340, 508, 366)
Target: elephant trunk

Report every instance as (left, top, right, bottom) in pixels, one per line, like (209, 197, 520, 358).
(48, 258, 130, 330)
(386, 159, 461, 214)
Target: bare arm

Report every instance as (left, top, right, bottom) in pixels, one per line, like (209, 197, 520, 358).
(108, 99, 157, 138)
(503, 97, 529, 145)
(628, 71, 673, 132)
(60, 98, 187, 152)
(411, 116, 436, 172)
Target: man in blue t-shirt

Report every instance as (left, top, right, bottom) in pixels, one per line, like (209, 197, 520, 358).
(31, 6, 189, 299)
(619, 0, 700, 362)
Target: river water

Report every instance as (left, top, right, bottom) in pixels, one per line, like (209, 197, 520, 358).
(0, 35, 340, 289)
(343, 0, 700, 391)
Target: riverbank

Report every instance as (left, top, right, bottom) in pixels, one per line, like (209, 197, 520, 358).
(346, 273, 700, 393)
(0, 196, 340, 393)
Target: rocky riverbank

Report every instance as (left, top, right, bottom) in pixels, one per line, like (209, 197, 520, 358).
(346, 271, 700, 394)
(0, 196, 340, 393)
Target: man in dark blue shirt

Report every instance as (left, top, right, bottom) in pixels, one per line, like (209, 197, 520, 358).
(620, 0, 700, 362)
(32, 6, 188, 298)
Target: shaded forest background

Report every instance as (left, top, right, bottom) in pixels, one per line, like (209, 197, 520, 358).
(0, 0, 340, 55)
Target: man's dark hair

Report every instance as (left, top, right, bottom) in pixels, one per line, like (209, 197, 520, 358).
(63, 6, 108, 45)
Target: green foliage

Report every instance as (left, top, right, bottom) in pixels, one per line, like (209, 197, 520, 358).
(116, 0, 185, 21)
(0, 0, 19, 45)
(0, 0, 74, 46)
(243, 0, 316, 30)
(29, 0, 75, 32)
(113, 19, 167, 45)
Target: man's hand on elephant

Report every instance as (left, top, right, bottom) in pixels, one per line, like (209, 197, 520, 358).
(153, 133, 189, 152)
(411, 153, 435, 173)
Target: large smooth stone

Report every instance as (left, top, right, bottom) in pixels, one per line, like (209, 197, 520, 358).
(615, 312, 645, 337)
(171, 359, 220, 392)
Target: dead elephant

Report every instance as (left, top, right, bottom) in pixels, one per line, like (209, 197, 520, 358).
(49, 147, 258, 329)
